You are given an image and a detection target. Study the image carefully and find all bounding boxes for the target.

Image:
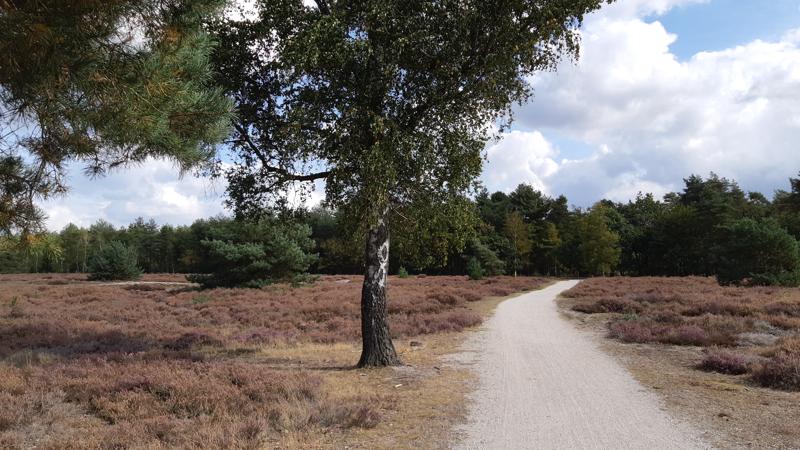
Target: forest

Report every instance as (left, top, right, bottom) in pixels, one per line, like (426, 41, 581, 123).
(6, 172, 800, 288)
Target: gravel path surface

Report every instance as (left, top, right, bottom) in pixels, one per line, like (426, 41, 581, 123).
(454, 280, 711, 450)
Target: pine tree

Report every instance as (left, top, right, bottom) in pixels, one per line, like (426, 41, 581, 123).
(87, 241, 142, 281)
(0, 0, 232, 233)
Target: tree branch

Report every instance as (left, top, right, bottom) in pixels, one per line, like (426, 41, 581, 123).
(233, 123, 330, 182)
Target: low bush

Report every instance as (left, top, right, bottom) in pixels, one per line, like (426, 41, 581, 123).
(751, 353, 800, 391)
(0, 274, 552, 448)
(697, 349, 751, 375)
(87, 241, 142, 281)
(662, 325, 709, 346)
(716, 218, 800, 287)
(608, 320, 657, 343)
(569, 277, 800, 391)
(186, 217, 317, 289)
(466, 257, 484, 280)
(397, 266, 409, 278)
(573, 297, 642, 314)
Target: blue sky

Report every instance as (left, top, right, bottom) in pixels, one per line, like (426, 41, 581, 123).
(43, 0, 800, 229)
(659, 0, 800, 59)
(484, 0, 800, 206)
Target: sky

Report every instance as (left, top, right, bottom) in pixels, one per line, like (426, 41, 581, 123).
(42, 0, 800, 230)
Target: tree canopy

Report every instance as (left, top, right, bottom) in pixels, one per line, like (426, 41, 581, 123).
(210, 0, 610, 366)
(211, 0, 606, 226)
(0, 0, 232, 234)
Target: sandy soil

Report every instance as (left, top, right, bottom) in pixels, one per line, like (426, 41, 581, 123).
(453, 280, 711, 450)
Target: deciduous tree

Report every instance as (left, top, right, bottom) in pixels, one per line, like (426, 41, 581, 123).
(575, 204, 620, 276)
(504, 211, 532, 277)
(210, 0, 609, 366)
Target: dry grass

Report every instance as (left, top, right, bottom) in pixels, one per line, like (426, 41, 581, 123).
(0, 274, 548, 449)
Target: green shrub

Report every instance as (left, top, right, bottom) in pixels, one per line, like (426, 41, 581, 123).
(467, 257, 484, 280)
(87, 241, 142, 281)
(397, 266, 409, 278)
(463, 237, 505, 276)
(750, 270, 800, 287)
(186, 217, 317, 289)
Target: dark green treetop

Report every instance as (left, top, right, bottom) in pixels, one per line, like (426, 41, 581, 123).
(0, 0, 232, 233)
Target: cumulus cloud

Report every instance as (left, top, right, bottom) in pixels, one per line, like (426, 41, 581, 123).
(483, 131, 560, 194)
(481, 0, 800, 206)
(44, 0, 800, 228)
(42, 159, 228, 230)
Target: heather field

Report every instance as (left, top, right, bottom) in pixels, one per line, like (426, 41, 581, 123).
(564, 277, 800, 390)
(561, 277, 800, 448)
(0, 274, 547, 449)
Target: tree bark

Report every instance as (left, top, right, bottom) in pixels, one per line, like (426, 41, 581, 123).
(357, 211, 401, 367)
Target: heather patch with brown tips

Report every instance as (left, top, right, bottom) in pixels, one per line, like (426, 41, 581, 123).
(0, 274, 548, 448)
(565, 277, 800, 390)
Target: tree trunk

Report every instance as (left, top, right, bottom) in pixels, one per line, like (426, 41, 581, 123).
(357, 211, 401, 367)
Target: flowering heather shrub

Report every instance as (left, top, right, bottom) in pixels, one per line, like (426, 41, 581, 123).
(608, 320, 658, 343)
(568, 277, 800, 390)
(751, 353, 800, 391)
(662, 325, 709, 346)
(698, 349, 751, 375)
(572, 297, 642, 314)
(0, 274, 548, 448)
(0, 274, 547, 352)
(649, 309, 683, 324)
(681, 301, 755, 317)
(569, 277, 799, 347)
(764, 301, 800, 317)
(0, 359, 382, 448)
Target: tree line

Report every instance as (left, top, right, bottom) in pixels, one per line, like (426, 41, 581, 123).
(5, 172, 800, 287)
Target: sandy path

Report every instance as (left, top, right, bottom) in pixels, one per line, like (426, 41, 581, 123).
(454, 280, 710, 450)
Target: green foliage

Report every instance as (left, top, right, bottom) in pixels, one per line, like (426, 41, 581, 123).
(397, 267, 409, 278)
(503, 211, 532, 276)
(466, 258, 484, 281)
(716, 219, 800, 286)
(463, 235, 506, 276)
(772, 173, 800, 240)
(11, 172, 800, 289)
(186, 217, 317, 289)
(211, 0, 608, 260)
(87, 241, 142, 281)
(564, 204, 621, 276)
(300, 207, 363, 274)
(391, 197, 479, 271)
(24, 233, 64, 272)
(59, 224, 90, 272)
(0, 0, 232, 232)
(0, 157, 49, 235)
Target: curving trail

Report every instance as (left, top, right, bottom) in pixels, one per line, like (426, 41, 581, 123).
(454, 280, 710, 450)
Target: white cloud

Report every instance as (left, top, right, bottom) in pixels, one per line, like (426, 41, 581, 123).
(482, 131, 559, 194)
(596, 0, 708, 19)
(481, 0, 800, 206)
(42, 159, 228, 230)
(43, 0, 800, 227)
